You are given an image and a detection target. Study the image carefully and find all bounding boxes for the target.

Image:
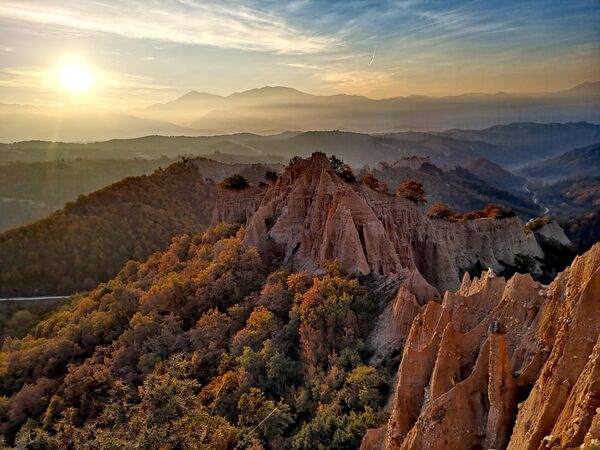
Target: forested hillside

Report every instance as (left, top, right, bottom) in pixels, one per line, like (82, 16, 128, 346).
(0, 225, 389, 448)
(0, 158, 174, 231)
(0, 161, 216, 296)
(520, 142, 600, 180)
(533, 175, 600, 215)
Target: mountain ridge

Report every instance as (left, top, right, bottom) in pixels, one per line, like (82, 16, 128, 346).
(2, 81, 599, 142)
(154, 81, 600, 107)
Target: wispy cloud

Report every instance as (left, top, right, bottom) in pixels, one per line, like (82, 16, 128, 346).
(0, 0, 598, 104)
(0, 0, 338, 54)
(284, 62, 319, 70)
(0, 64, 178, 107)
(0, 66, 49, 89)
(316, 68, 397, 97)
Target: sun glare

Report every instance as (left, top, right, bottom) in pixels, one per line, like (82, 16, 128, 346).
(58, 65, 94, 92)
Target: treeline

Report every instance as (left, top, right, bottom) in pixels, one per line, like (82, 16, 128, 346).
(0, 158, 172, 204)
(0, 224, 388, 449)
(0, 160, 216, 296)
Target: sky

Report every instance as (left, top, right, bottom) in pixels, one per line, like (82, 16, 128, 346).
(0, 0, 599, 108)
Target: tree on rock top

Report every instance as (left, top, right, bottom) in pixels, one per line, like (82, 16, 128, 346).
(396, 180, 427, 203)
(362, 173, 389, 193)
(428, 203, 455, 220)
(219, 174, 250, 190)
(329, 155, 355, 182)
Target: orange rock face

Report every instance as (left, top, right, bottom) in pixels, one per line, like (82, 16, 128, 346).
(212, 153, 543, 292)
(371, 243, 600, 450)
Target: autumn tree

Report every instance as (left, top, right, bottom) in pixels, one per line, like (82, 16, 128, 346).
(0, 225, 390, 448)
(329, 155, 355, 182)
(428, 203, 456, 220)
(237, 387, 294, 447)
(297, 270, 374, 371)
(482, 203, 516, 219)
(361, 173, 389, 193)
(396, 180, 427, 203)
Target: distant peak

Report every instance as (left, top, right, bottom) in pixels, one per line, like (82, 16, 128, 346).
(175, 90, 223, 101)
(228, 86, 312, 99)
(559, 80, 600, 94)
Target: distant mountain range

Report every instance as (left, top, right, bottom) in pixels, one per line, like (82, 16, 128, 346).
(0, 82, 599, 142)
(520, 142, 600, 180)
(441, 121, 600, 166)
(2, 122, 600, 171)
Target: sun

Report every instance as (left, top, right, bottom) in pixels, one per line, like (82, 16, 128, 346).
(58, 65, 95, 92)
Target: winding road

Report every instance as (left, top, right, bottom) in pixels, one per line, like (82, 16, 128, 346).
(0, 296, 70, 303)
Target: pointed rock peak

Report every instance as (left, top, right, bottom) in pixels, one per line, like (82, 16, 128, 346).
(295, 152, 332, 171)
(278, 152, 339, 185)
(306, 152, 339, 175)
(459, 271, 472, 294)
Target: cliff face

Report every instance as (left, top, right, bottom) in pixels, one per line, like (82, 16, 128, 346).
(212, 153, 543, 292)
(211, 185, 267, 226)
(368, 242, 600, 450)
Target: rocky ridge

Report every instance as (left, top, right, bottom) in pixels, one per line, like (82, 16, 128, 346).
(362, 242, 600, 450)
(212, 152, 543, 292)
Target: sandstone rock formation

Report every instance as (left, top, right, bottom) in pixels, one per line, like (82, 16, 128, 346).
(365, 242, 600, 450)
(535, 220, 573, 247)
(369, 270, 441, 364)
(211, 185, 267, 225)
(212, 153, 543, 292)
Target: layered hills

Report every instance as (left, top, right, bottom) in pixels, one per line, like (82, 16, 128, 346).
(1, 82, 599, 142)
(520, 142, 600, 180)
(138, 83, 600, 136)
(3, 123, 599, 172)
(441, 121, 600, 166)
(0, 159, 274, 296)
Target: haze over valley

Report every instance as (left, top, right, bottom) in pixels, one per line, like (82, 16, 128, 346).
(1, 82, 599, 142)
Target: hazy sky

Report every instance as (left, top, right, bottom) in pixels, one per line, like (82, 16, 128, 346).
(0, 0, 599, 108)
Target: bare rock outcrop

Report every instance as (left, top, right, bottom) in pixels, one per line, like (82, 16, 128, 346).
(212, 153, 543, 292)
(211, 185, 267, 225)
(535, 220, 572, 247)
(508, 243, 600, 449)
(369, 270, 440, 364)
(368, 242, 600, 450)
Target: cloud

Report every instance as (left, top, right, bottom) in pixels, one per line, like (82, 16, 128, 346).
(284, 62, 319, 70)
(0, 0, 338, 54)
(316, 68, 397, 97)
(0, 66, 49, 89)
